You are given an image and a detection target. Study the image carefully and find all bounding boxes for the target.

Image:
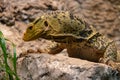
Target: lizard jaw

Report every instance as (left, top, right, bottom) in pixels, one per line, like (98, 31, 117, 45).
(23, 30, 44, 41)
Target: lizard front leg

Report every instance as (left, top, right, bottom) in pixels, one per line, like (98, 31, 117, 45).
(99, 41, 119, 70)
(38, 42, 65, 54)
(18, 42, 65, 58)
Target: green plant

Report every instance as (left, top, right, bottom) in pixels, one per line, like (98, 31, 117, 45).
(0, 31, 20, 80)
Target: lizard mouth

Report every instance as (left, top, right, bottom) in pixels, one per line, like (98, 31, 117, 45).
(23, 30, 44, 41)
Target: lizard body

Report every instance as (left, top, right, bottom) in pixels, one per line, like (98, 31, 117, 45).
(23, 11, 119, 70)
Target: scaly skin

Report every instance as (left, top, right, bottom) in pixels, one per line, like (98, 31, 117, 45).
(23, 11, 119, 70)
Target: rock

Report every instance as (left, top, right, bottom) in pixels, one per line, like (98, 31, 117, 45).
(106, 0, 120, 5)
(18, 54, 120, 80)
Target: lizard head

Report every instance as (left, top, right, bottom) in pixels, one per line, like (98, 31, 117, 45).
(23, 16, 49, 41)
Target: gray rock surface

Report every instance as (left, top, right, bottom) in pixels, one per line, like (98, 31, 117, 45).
(18, 54, 120, 80)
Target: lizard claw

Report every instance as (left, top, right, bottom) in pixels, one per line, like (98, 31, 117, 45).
(17, 49, 39, 59)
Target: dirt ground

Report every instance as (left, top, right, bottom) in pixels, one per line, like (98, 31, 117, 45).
(0, 0, 120, 56)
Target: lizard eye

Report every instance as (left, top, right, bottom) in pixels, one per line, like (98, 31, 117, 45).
(44, 21, 49, 27)
(28, 26, 33, 30)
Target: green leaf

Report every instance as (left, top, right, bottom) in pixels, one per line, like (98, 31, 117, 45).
(0, 31, 3, 38)
(0, 31, 20, 80)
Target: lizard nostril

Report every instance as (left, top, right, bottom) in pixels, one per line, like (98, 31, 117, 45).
(44, 21, 48, 27)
